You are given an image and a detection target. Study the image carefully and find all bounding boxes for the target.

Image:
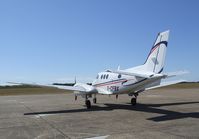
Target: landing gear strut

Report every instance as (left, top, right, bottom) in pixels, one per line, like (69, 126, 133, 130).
(85, 94, 93, 109)
(116, 95, 118, 99)
(85, 94, 97, 109)
(131, 93, 138, 106)
(93, 94, 97, 104)
(93, 98, 97, 104)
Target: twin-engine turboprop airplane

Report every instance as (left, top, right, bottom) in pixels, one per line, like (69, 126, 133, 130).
(11, 30, 185, 109)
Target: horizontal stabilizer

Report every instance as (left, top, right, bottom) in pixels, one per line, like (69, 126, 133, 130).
(164, 70, 189, 78)
(106, 70, 154, 78)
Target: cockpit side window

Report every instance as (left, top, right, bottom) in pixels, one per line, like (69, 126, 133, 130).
(101, 74, 103, 79)
(118, 74, 122, 78)
(96, 75, 99, 79)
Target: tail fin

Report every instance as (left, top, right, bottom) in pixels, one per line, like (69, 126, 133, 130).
(144, 30, 170, 73)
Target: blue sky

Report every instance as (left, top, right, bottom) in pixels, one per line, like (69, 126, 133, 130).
(0, 0, 199, 83)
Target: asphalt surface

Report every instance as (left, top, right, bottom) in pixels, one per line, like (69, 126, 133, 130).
(0, 88, 199, 139)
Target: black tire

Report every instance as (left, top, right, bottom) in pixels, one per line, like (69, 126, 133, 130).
(131, 98, 137, 106)
(85, 100, 91, 109)
(93, 98, 97, 104)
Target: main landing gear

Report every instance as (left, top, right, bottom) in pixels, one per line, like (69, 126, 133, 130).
(85, 99, 91, 109)
(131, 97, 137, 106)
(85, 94, 97, 109)
(130, 93, 138, 106)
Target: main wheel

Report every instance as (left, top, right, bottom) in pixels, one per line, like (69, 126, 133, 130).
(85, 100, 91, 109)
(93, 98, 97, 104)
(131, 98, 137, 106)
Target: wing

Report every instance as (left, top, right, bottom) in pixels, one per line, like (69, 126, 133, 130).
(47, 84, 86, 92)
(145, 80, 186, 90)
(7, 82, 90, 93)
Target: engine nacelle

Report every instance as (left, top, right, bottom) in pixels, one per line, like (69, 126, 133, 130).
(74, 83, 97, 95)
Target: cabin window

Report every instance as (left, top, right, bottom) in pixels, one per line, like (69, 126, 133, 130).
(103, 74, 106, 79)
(118, 74, 122, 78)
(100, 74, 109, 80)
(106, 74, 109, 79)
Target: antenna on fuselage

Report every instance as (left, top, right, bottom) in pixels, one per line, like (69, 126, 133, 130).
(74, 76, 76, 84)
(117, 65, 120, 71)
(74, 76, 77, 101)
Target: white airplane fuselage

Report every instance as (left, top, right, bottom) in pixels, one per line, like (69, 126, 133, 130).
(93, 72, 136, 94)
(91, 71, 161, 95)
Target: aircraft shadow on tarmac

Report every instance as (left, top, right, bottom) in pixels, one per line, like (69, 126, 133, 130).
(24, 101, 199, 122)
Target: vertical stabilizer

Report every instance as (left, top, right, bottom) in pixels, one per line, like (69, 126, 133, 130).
(144, 30, 170, 73)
